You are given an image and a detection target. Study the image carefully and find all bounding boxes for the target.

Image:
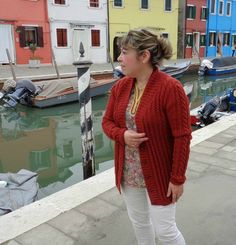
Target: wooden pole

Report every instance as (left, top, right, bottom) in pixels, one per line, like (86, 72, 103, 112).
(52, 50, 60, 79)
(5, 49, 16, 81)
(73, 42, 95, 180)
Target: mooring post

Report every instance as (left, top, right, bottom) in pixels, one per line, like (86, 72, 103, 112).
(73, 42, 95, 179)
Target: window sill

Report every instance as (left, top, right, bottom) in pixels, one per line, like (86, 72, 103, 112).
(140, 8, 149, 11)
(186, 46, 192, 48)
(55, 46, 70, 49)
(91, 46, 104, 48)
(187, 18, 195, 20)
(88, 6, 102, 9)
(52, 3, 69, 7)
(200, 19, 207, 21)
(113, 5, 124, 9)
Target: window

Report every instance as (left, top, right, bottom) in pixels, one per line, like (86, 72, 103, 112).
(200, 34, 206, 46)
(29, 148, 51, 171)
(209, 32, 216, 46)
(91, 30, 100, 47)
(186, 34, 193, 47)
(141, 0, 148, 9)
(19, 26, 44, 47)
(232, 35, 236, 45)
(201, 7, 207, 20)
(90, 0, 99, 7)
(219, 0, 224, 15)
(114, 0, 123, 7)
(164, 0, 172, 11)
(186, 5, 196, 19)
(210, 0, 216, 14)
(226, 2, 231, 16)
(56, 28, 68, 47)
(54, 0, 65, 4)
(161, 33, 169, 39)
(223, 33, 230, 46)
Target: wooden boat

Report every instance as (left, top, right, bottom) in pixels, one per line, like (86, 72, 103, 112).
(160, 61, 191, 78)
(198, 57, 236, 76)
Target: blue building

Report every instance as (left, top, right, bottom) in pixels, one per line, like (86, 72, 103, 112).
(206, 0, 236, 57)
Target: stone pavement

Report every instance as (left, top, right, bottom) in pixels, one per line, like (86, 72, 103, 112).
(0, 57, 202, 82)
(1, 113, 236, 245)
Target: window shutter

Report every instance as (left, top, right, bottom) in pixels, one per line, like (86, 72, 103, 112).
(193, 6, 196, 19)
(37, 27, 44, 47)
(186, 6, 190, 18)
(190, 35, 193, 47)
(19, 26, 26, 47)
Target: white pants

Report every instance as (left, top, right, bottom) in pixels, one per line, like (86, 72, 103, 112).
(121, 184, 186, 245)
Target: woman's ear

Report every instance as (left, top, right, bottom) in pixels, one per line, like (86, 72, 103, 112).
(141, 50, 151, 64)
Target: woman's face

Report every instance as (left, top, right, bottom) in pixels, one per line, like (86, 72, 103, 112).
(117, 47, 144, 77)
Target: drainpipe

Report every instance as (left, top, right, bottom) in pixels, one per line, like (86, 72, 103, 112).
(106, 0, 110, 62)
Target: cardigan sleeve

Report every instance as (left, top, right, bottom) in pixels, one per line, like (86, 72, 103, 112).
(102, 84, 127, 146)
(165, 80, 192, 185)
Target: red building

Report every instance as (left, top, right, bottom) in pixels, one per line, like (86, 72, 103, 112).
(184, 0, 207, 58)
(0, 0, 51, 65)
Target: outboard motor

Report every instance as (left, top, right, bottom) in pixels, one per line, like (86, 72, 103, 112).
(3, 79, 37, 108)
(198, 59, 213, 76)
(0, 79, 16, 100)
(198, 96, 221, 124)
(113, 66, 125, 79)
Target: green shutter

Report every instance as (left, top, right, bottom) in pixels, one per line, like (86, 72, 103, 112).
(190, 35, 193, 46)
(186, 6, 190, 18)
(193, 6, 196, 19)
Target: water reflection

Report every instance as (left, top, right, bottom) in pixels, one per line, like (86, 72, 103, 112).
(0, 96, 114, 198)
(179, 74, 236, 109)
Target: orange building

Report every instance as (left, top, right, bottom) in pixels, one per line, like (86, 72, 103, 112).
(0, 0, 51, 65)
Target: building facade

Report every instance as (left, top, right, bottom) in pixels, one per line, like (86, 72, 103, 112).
(184, 0, 207, 58)
(108, 0, 179, 61)
(47, 0, 108, 65)
(206, 0, 236, 57)
(0, 0, 51, 65)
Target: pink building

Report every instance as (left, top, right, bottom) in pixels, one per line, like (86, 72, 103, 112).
(0, 0, 51, 65)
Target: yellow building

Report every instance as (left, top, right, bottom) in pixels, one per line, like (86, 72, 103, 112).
(108, 0, 179, 61)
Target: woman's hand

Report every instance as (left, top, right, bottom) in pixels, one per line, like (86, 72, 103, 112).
(167, 182, 184, 203)
(124, 129, 149, 148)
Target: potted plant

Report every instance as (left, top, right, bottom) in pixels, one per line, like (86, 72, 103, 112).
(28, 43, 41, 68)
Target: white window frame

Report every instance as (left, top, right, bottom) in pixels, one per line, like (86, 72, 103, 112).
(201, 6, 207, 21)
(140, 0, 149, 10)
(218, 0, 224, 16)
(186, 33, 193, 48)
(209, 31, 216, 46)
(113, 0, 124, 8)
(223, 32, 230, 46)
(186, 4, 195, 20)
(56, 28, 68, 48)
(226, 1, 231, 16)
(210, 0, 216, 14)
(200, 33, 206, 47)
(88, 0, 101, 8)
(164, 0, 172, 12)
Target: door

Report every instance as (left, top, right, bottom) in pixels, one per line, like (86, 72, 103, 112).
(192, 32, 200, 57)
(72, 29, 89, 61)
(0, 24, 15, 63)
(113, 36, 121, 62)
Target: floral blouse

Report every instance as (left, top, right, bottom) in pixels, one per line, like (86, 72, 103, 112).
(122, 90, 146, 188)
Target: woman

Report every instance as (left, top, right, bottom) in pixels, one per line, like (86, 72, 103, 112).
(102, 28, 191, 245)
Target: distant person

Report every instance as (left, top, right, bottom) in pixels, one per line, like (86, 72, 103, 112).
(102, 28, 191, 245)
(232, 44, 236, 57)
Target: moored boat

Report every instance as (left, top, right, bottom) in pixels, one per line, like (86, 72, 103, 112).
(199, 57, 236, 76)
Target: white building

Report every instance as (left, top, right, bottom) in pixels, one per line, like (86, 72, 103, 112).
(47, 0, 108, 65)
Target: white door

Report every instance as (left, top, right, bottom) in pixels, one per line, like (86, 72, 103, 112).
(0, 24, 15, 63)
(72, 29, 89, 61)
(192, 32, 200, 57)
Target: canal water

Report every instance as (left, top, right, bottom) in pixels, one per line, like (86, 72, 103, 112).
(1, 73, 236, 198)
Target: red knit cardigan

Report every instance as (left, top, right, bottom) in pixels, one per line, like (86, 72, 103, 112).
(102, 68, 192, 205)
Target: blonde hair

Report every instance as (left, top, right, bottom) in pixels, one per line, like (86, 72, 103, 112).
(120, 28, 173, 67)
